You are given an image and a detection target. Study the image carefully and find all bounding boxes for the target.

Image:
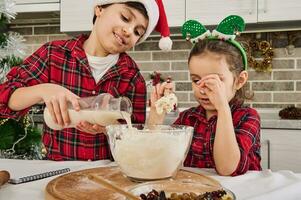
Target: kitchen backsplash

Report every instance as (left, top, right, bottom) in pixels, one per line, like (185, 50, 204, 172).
(8, 22, 301, 109)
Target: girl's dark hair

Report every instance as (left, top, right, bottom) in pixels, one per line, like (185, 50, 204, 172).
(188, 40, 253, 103)
(92, 2, 148, 24)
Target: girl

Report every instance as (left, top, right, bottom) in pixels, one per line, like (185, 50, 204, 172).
(148, 16, 261, 176)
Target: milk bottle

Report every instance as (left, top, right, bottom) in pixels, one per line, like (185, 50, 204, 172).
(44, 93, 132, 130)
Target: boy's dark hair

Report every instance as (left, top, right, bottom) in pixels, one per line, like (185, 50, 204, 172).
(188, 40, 253, 103)
(92, 2, 148, 24)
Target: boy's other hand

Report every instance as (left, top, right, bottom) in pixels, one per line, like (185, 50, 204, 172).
(76, 121, 106, 135)
(39, 83, 80, 127)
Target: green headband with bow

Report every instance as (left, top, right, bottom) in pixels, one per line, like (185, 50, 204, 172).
(181, 15, 247, 70)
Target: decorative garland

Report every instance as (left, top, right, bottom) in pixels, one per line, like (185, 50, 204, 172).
(245, 40, 275, 72)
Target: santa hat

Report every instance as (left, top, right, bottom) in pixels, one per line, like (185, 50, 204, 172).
(93, 0, 173, 50)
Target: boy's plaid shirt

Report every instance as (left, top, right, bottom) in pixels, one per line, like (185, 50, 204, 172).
(0, 34, 146, 161)
(174, 101, 261, 176)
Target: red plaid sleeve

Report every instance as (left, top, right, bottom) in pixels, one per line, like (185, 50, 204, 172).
(230, 108, 261, 176)
(0, 43, 50, 118)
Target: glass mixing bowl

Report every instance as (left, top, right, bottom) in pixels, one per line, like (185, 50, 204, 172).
(106, 124, 193, 182)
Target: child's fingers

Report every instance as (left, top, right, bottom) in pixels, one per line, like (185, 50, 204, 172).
(203, 79, 220, 91)
(77, 121, 104, 134)
(163, 81, 175, 92)
(75, 124, 84, 132)
(161, 82, 174, 90)
(198, 74, 222, 89)
(203, 87, 212, 96)
(59, 96, 70, 126)
(92, 124, 106, 133)
(196, 79, 208, 89)
(68, 95, 80, 111)
(45, 101, 57, 124)
(159, 82, 174, 96)
(52, 99, 63, 126)
(201, 74, 223, 81)
(155, 83, 162, 96)
(76, 121, 93, 133)
(100, 94, 111, 109)
(150, 86, 159, 107)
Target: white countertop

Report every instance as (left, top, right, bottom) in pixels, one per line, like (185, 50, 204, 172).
(1, 159, 301, 200)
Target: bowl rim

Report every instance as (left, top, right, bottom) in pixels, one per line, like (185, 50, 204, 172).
(106, 124, 194, 133)
(126, 179, 236, 200)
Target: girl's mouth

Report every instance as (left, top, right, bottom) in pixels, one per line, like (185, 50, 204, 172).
(200, 98, 211, 105)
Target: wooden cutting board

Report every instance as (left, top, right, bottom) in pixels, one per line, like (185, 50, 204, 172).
(45, 167, 221, 200)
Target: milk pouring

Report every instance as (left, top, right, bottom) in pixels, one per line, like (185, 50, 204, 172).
(44, 93, 132, 130)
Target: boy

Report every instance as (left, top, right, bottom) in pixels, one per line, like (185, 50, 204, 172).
(0, 0, 172, 161)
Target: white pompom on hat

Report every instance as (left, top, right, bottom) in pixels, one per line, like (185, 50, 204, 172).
(93, 0, 172, 50)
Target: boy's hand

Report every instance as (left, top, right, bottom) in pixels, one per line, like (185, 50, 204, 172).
(39, 83, 80, 127)
(76, 121, 106, 135)
(197, 74, 228, 110)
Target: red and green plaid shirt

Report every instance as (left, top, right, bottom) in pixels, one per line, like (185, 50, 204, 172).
(174, 100, 261, 176)
(0, 34, 146, 161)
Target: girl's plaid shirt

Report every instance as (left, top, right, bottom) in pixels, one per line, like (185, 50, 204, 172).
(0, 34, 146, 161)
(174, 100, 261, 176)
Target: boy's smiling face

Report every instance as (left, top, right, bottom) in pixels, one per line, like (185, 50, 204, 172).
(93, 3, 148, 55)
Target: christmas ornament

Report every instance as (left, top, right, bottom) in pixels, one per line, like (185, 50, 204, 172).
(246, 40, 274, 72)
(181, 15, 248, 70)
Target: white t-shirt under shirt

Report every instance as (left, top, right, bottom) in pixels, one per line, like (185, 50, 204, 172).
(86, 53, 119, 83)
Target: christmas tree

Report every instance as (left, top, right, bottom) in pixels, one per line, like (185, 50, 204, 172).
(0, 0, 42, 159)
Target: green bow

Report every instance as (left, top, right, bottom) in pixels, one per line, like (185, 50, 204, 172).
(181, 15, 247, 70)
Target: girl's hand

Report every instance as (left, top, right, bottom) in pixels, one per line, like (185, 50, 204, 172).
(39, 83, 80, 127)
(198, 74, 228, 110)
(148, 81, 174, 125)
(150, 81, 174, 109)
(76, 121, 106, 134)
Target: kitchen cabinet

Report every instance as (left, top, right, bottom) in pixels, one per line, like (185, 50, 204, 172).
(15, 0, 59, 13)
(186, 0, 257, 25)
(186, 0, 301, 26)
(60, 0, 93, 32)
(60, 0, 185, 32)
(163, 0, 185, 27)
(60, 0, 301, 32)
(257, 0, 301, 22)
(261, 128, 301, 173)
